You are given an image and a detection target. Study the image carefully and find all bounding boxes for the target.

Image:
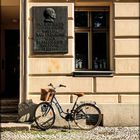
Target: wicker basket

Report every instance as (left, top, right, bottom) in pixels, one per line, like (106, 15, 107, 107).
(40, 88, 54, 102)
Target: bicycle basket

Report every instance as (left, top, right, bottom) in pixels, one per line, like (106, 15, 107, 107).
(40, 89, 54, 102)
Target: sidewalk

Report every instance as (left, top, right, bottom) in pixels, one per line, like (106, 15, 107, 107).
(0, 123, 139, 140)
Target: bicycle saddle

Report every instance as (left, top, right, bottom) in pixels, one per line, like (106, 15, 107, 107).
(74, 92, 85, 97)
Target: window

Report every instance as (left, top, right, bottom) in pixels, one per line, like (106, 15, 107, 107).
(74, 7, 111, 74)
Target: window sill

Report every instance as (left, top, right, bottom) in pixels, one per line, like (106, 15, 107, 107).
(73, 71, 114, 77)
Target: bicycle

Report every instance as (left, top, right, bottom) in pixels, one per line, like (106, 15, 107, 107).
(34, 83, 102, 130)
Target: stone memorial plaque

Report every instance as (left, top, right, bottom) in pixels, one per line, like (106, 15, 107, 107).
(32, 7, 68, 53)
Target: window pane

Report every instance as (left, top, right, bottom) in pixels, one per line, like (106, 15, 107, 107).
(92, 12, 109, 28)
(75, 33, 88, 69)
(75, 11, 88, 27)
(92, 32, 109, 70)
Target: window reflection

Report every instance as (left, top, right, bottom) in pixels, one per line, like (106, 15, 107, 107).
(75, 11, 88, 27)
(92, 33, 108, 70)
(74, 8, 110, 71)
(92, 12, 109, 28)
(75, 33, 88, 69)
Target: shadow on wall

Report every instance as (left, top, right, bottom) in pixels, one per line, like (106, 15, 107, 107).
(18, 99, 37, 122)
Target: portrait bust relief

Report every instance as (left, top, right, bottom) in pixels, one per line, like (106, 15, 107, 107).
(43, 8, 56, 23)
(32, 6, 68, 53)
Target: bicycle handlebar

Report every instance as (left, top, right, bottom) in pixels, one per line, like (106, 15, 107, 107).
(48, 83, 66, 89)
(48, 83, 53, 87)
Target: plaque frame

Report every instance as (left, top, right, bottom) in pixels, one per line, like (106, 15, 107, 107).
(32, 6, 68, 54)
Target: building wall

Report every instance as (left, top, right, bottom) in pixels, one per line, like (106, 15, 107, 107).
(19, 0, 139, 126)
(113, 1, 139, 104)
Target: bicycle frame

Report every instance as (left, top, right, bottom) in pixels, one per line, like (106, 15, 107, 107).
(49, 93, 79, 120)
(35, 83, 102, 130)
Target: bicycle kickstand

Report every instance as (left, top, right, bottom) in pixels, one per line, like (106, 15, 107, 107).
(67, 121, 71, 129)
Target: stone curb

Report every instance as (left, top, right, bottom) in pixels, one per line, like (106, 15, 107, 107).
(0, 123, 31, 131)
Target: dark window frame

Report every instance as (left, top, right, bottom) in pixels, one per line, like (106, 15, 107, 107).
(73, 6, 113, 77)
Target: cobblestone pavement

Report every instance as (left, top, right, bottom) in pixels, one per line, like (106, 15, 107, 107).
(1, 126, 139, 140)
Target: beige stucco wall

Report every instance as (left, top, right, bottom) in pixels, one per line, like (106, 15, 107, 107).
(115, 3, 139, 17)
(113, 2, 139, 112)
(20, 1, 139, 126)
(29, 58, 73, 74)
(96, 76, 139, 93)
(26, 2, 75, 101)
(115, 58, 139, 74)
(29, 76, 93, 93)
(115, 39, 139, 55)
(115, 19, 139, 36)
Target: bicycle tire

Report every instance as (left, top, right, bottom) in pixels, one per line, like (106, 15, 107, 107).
(34, 102, 55, 130)
(74, 103, 102, 130)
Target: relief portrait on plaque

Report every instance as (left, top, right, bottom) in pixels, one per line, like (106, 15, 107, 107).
(43, 8, 56, 23)
(32, 6, 68, 54)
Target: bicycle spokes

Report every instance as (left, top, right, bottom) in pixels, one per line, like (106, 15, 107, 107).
(34, 102, 55, 130)
(74, 104, 102, 130)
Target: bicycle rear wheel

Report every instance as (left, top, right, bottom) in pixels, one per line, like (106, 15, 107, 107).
(34, 102, 55, 130)
(74, 103, 102, 130)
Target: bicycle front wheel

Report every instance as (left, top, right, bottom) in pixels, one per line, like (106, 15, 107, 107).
(34, 102, 55, 130)
(74, 103, 102, 130)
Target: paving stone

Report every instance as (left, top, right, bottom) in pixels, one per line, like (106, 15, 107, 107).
(0, 126, 139, 140)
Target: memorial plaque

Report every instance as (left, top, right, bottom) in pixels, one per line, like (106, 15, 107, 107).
(32, 7, 68, 53)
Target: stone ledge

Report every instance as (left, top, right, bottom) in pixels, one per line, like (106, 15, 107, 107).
(0, 123, 31, 131)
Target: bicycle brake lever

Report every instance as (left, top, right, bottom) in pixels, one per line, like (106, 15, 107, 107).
(48, 83, 53, 87)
